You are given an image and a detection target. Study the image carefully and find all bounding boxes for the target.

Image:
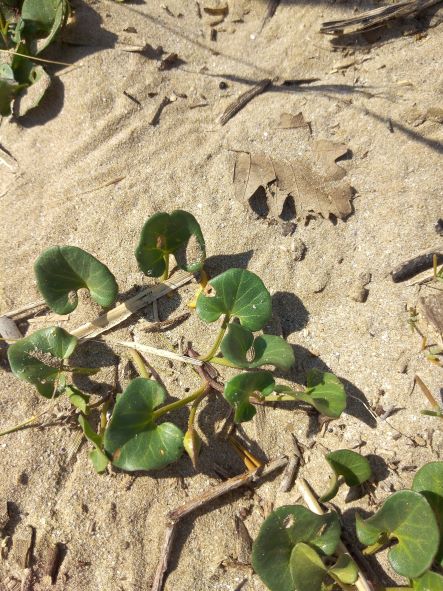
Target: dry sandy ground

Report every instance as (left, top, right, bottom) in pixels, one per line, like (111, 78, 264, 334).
(0, 0, 442, 589)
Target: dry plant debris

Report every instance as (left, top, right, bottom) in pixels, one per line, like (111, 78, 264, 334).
(320, 0, 443, 35)
(233, 141, 353, 221)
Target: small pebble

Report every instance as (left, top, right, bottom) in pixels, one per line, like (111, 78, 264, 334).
(219, 81, 228, 90)
(281, 221, 296, 237)
(291, 237, 306, 261)
(435, 218, 443, 236)
(311, 269, 330, 293)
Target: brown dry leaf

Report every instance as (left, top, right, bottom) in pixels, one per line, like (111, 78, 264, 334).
(278, 112, 310, 130)
(233, 143, 353, 221)
(312, 139, 348, 181)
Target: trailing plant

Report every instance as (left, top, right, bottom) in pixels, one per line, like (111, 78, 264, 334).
(0, 0, 70, 116)
(1, 210, 347, 477)
(253, 461, 443, 591)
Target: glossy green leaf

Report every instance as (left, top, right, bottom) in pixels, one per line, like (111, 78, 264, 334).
(135, 210, 205, 277)
(78, 415, 108, 473)
(104, 378, 184, 471)
(329, 553, 358, 585)
(252, 505, 341, 591)
(196, 268, 272, 331)
(224, 371, 275, 423)
(356, 490, 439, 578)
(413, 571, 443, 591)
(21, 0, 69, 53)
(0, 64, 24, 116)
(289, 543, 327, 591)
(413, 461, 443, 565)
(320, 450, 372, 502)
(34, 245, 118, 314)
(66, 386, 89, 414)
(7, 326, 77, 397)
(298, 370, 346, 418)
(220, 323, 295, 370)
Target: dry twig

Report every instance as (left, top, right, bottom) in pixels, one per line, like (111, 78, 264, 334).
(219, 79, 271, 126)
(321, 0, 443, 35)
(151, 456, 288, 591)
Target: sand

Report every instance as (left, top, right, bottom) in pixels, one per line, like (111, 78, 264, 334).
(0, 0, 442, 589)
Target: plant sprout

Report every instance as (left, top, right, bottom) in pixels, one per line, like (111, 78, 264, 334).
(0, 0, 69, 116)
(3, 211, 347, 480)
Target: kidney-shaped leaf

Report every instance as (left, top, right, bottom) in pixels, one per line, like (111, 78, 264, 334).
(220, 323, 295, 370)
(413, 461, 443, 565)
(21, 0, 69, 53)
(135, 210, 206, 277)
(104, 378, 184, 471)
(413, 571, 443, 591)
(197, 268, 272, 331)
(252, 505, 341, 591)
(34, 245, 118, 314)
(320, 449, 372, 502)
(289, 543, 327, 591)
(224, 370, 275, 423)
(297, 369, 346, 418)
(7, 326, 77, 397)
(356, 490, 439, 578)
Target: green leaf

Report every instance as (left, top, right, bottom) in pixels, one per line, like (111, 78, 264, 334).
(252, 505, 341, 591)
(320, 450, 372, 502)
(289, 543, 327, 591)
(224, 370, 275, 423)
(135, 210, 205, 277)
(21, 0, 68, 53)
(297, 370, 346, 418)
(0, 64, 24, 116)
(356, 490, 439, 578)
(34, 245, 118, 314)
(413, 571, 443, 591)
(328, 553, 358, 585)
(7, 326, 77, 397)
(220, 323, 295, 370)
(13, 64, 51, 117)
(66, 386, 90, 414)
(103, 378, 184, 471)
(196, 268, 272, 331)
(89, 448, 109, 473)
(412, 461, 443, 565)
(78, 415, 109, 473)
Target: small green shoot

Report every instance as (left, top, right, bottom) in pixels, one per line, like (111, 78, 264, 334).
(7, 326, 77, 397)
(0, 0, 69, 115)
(224, 370, 275, 423)
(356, 490, 439, 578)
(103, 378, 187, 471)
(3, 211, 347, 480)
(320, 449, 372, 502)
(135, 210, 206, 280)
(219, 323, 295, 370)
(265, 370, 346, 419)
(251, 505, 349, 591)
(34, 245, 118, 314)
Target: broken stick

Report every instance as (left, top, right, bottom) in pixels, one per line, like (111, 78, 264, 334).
(219, 79, 271, 126)
(151, 456, 288, 591)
